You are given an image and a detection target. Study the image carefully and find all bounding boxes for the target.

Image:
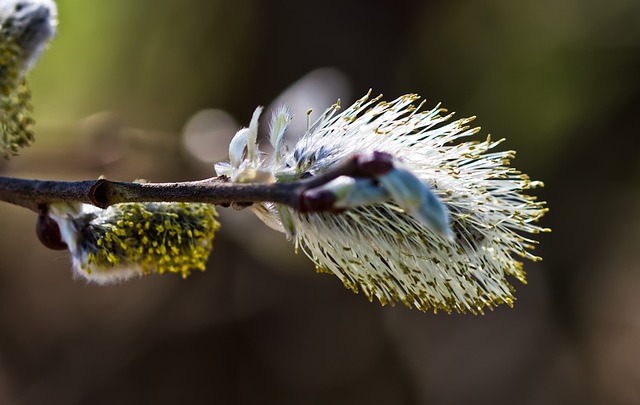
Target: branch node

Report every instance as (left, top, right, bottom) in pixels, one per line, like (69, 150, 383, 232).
(89, 179, 110, 208)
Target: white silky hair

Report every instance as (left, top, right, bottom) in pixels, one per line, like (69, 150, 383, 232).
(216, 92, 549, 313)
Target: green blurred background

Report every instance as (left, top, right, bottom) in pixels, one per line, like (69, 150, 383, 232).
(1, 0, 640, 403)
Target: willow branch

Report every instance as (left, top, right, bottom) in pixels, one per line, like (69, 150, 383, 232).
(0, 176, 299, 213)
(0, 152, 391, 213)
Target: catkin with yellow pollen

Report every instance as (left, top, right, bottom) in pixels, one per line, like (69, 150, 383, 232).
(0, 0, 57, 158)
(49, 202, 220, 283)
(0, 37, 34, 158)
(215, 91, 549, 314)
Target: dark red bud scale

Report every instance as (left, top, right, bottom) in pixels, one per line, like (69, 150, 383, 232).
(36, 212, 68, 250)
(299, 189, 337, 212)
(355, 151, 394, 177)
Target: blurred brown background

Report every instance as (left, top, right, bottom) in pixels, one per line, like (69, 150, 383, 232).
(1, 0, 640, 403)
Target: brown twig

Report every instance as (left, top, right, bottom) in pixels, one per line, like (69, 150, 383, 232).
(0, 176, 298, 213)
(0, 152, 394, 214)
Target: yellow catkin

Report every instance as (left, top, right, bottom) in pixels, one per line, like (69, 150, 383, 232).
(0, 36, 35, 159)
(79, 202, 220, 279)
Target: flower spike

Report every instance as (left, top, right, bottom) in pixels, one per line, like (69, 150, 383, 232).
(47, 202, 220, 284)
(0, 0, 57, 158)
(216, 92, 549, 313)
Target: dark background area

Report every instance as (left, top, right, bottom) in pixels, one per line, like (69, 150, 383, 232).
(1, 0, 640, 403)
